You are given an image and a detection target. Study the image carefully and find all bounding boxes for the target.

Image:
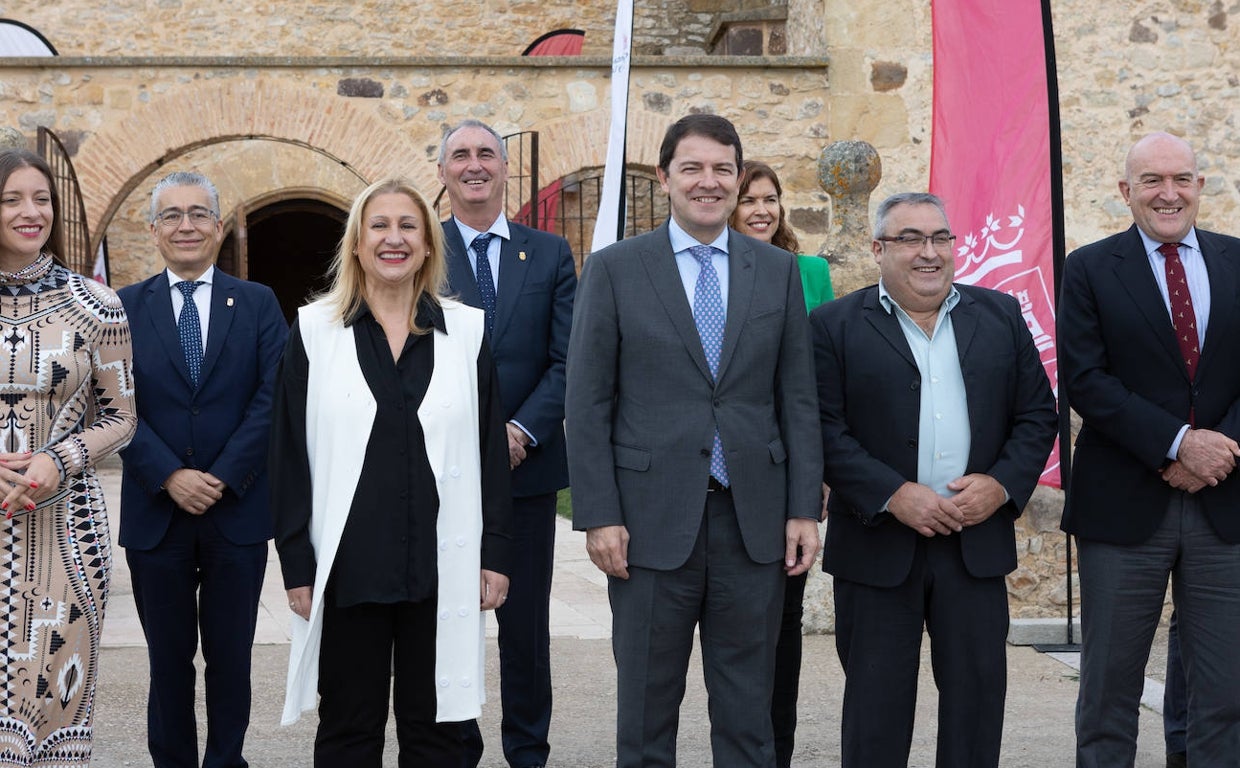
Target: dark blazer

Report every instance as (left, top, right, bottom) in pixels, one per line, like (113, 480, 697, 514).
(118, 269, 289, 549)
(1059, 225, 1240, 545)
(444, 219, 576, 498)
(566, 223, 823, 570)
(811, 283, 1057, 587)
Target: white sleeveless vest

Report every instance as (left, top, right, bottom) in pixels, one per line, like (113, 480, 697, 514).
(281, 297, 488, 725)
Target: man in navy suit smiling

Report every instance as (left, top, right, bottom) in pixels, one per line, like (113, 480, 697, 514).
(441, 120, 576, 768)
(118, 171, 288, 768)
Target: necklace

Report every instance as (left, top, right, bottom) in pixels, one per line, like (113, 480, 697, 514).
(0, 251, 54, 285)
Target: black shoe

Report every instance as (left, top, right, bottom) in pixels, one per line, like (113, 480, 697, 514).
(1167, 752, 1188, 768)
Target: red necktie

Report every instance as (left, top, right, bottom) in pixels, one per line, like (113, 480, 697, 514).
(1159, 241, 1200, 382)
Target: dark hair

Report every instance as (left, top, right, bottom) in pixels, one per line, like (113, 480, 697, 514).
(657, 114, 743, 174)
(733, 160, 800, 253)
(0, 149, 64, 264)
(872, 192, 949, 240)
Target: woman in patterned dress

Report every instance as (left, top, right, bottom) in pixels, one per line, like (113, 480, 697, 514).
(0, 149, 136, 765)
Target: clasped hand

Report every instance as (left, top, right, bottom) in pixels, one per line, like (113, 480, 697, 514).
(0, 451, 60, 517)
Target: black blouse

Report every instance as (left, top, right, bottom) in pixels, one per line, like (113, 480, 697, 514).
(270, 297, 511, 607)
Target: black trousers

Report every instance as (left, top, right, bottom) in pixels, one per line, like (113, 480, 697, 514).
(834, 533, 1008, 768)
(315, 597, 464, 768)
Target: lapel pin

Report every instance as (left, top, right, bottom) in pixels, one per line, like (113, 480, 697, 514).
(519, 251, 527, 261)
(226, 297, 234, 307)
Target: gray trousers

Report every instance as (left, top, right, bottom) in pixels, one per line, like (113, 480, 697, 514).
(1076, 492, 1240, 767)
(608, 489, 785, 768)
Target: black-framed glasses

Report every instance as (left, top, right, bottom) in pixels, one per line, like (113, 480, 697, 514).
(154, 207, 217, 228)
(877, 233, 957, 251)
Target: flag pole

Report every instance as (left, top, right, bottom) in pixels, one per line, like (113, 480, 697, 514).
(1040, 0, 1076, 647)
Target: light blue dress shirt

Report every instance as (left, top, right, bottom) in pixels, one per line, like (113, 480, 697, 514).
(878, 281, 970, 499)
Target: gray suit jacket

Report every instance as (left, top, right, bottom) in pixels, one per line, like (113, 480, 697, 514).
(566, 222, 822, 570)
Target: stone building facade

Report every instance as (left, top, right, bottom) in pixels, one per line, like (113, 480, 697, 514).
(3, 0, 1237, 628)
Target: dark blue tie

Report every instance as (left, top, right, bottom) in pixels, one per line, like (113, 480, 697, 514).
(472, 233, 496, 335)
(176, 280, 204, 387)
(689, 245, 729, 486)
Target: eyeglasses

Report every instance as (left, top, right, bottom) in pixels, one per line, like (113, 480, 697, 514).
(154, 207, 217, 228)
(877, 233, 957, 252)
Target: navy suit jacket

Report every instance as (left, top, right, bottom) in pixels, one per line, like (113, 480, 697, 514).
(1059, 226, 1240, 545)
(443, 218, 576, 498)
(118, 269, 288, 550)
(811, 283, 1057, 587)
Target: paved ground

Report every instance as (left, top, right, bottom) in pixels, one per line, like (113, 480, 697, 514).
(88, 459, 1173, 767)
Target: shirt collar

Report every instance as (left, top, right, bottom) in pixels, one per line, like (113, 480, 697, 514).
(877, 279, 960, 316)
(344, 294, 447, 334)
(1135, 225, 1201, 258)
(668, 217, 730, 256)
(453, 214, 511, 247)
(167, 264, 215, 286)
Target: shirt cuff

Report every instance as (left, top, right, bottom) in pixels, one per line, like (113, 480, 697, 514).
(509, 420, 537, 447)
(1168, 424, 1191, 462)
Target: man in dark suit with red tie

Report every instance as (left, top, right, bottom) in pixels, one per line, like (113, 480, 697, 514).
(1060, 132, 1240, 767)
(439, 120, 577, 768)
(118, 171, 288, 768)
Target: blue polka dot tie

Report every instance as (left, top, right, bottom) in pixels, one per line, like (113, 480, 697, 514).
(472, 233, 497, 336)
(690, 245, 729, 486)
(176, 280, 204, 387)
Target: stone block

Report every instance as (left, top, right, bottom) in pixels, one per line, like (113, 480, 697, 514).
(1008, 617, 1082, 646)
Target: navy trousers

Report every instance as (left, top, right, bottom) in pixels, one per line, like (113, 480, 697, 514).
(127, 511, 267, 768)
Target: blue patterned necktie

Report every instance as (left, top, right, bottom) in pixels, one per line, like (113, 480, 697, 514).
(176, 280, 204, 387)
(689, 245, 729, 486)
(472, 233, 497, 335)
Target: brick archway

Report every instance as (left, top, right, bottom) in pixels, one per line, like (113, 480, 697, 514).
(537, 110, 667, 186)
(73, 79, 431, 253)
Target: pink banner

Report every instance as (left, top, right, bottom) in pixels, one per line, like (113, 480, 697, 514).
(930, 0, 1061, 487)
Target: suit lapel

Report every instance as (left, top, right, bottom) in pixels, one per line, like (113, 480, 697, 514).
(1198, 229, 1238, 377)
(144, 272, 195, 389)
(715, 232, 755, 382)
(1112, 227, 1186, 379)
(492, 228, 531, 346)
(199, 271, 236, 387)
(862, 288, 917, 370)
(950, 289, 979, 361)
(443, 220, 483, 307)
(639, 225, 714, 383)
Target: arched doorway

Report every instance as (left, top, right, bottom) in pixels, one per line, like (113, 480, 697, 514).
(220, 197, 346, 322)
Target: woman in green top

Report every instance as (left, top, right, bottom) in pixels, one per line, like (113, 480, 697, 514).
(730, 160, 831, 768)
(731, 160, 834, 311)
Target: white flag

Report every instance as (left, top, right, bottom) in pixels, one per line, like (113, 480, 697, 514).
(590, 0, 634, 254)
(92, 241, 108, 285)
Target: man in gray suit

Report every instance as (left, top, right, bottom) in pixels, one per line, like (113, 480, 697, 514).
(566, 114, 822, 768)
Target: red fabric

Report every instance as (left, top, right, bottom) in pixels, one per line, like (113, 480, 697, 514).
(524, 30, 585, 57)
(930, 0, 1061, 487)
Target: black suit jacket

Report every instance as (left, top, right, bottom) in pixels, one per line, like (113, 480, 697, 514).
(443, 219, 576, 498)
(1059, 225, 1240, 544)
(811, 283, 1057, 587)
(118, 269, 288, 549)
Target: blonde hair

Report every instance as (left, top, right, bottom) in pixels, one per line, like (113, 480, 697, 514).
(321, 177, 448, 334)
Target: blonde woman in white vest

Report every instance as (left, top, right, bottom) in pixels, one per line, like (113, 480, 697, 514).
(269, 177, 512, 766)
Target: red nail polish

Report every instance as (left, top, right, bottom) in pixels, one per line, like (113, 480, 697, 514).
(4, 511, 10, 520)
(28, 481, 38, 489)
(25, 503, 34, 511)
(1, 502, 7, 511)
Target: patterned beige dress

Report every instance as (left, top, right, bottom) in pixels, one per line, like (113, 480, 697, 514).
(0, 254, 135, 766)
